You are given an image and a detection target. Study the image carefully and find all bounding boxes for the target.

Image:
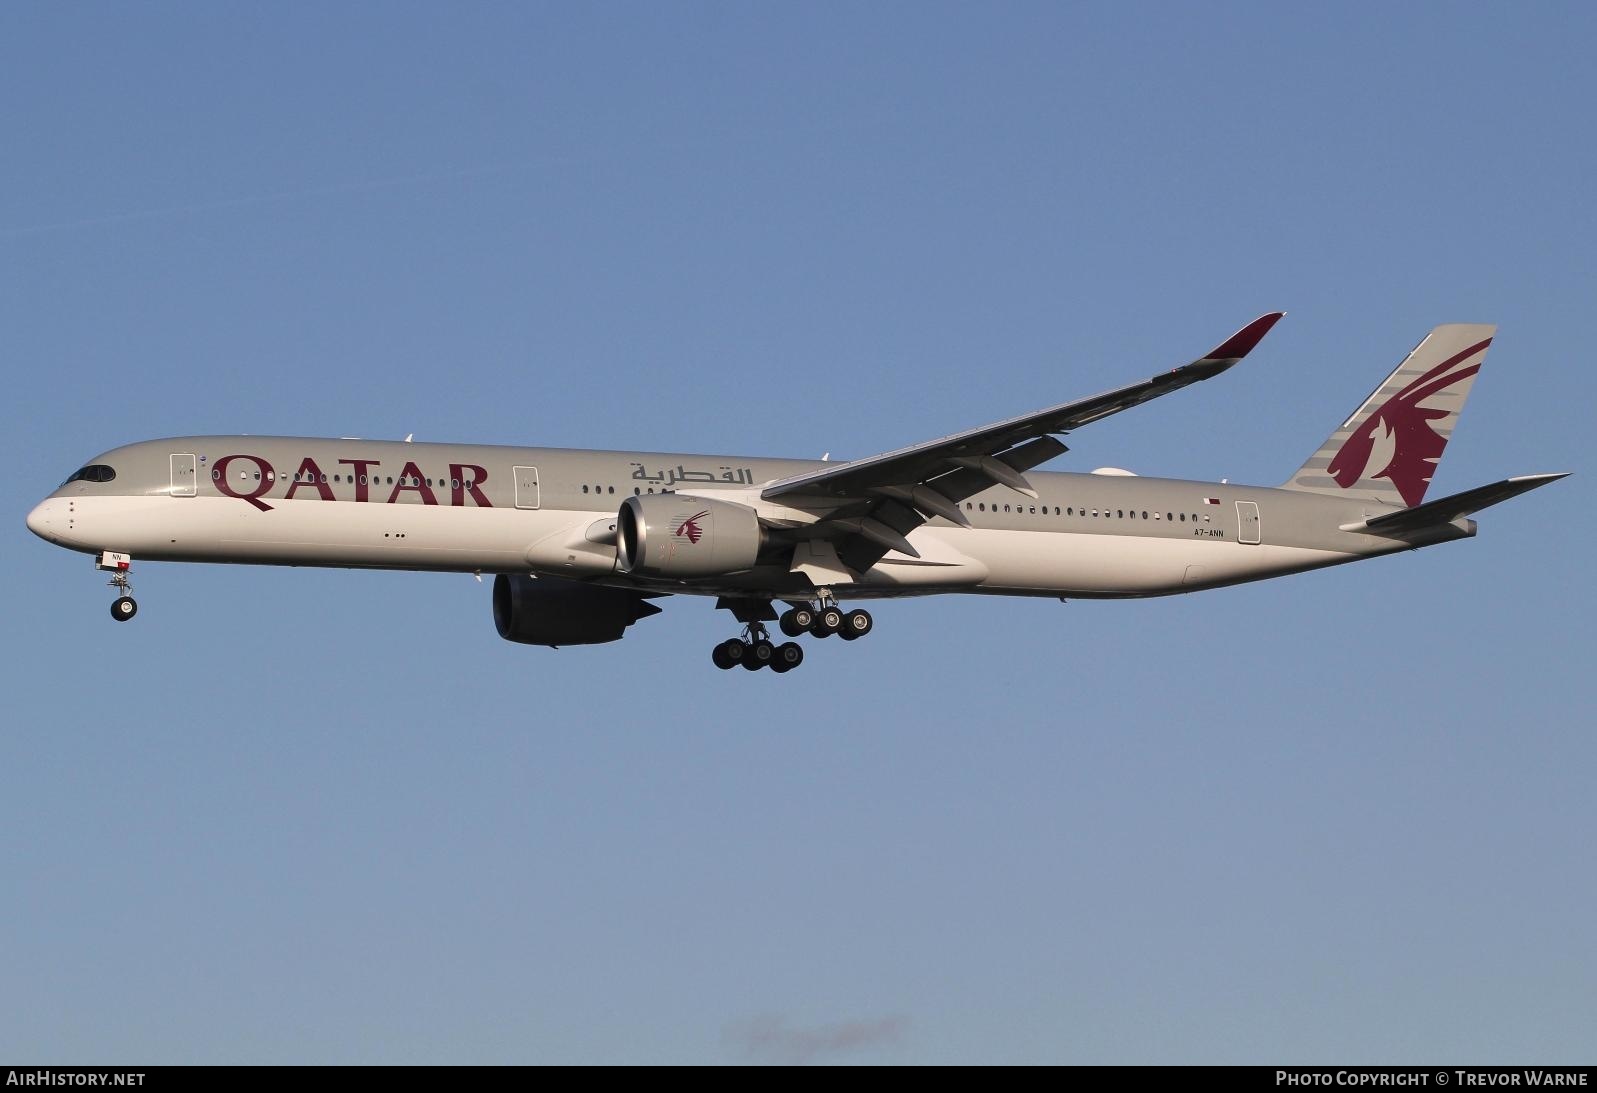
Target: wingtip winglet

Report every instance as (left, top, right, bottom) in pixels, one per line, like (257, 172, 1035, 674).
(1205, 312, 1286, 361)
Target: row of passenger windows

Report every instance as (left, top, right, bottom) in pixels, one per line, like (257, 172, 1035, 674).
(213, 470, 475, 488)
(207, 471, 694, 496)
(575, 482, 1214, 520)
(576, 481, 1210, 522)
(585, 485, 685, 496)
(964, 500, 1210, 523)
(200, 466, 1209, 520)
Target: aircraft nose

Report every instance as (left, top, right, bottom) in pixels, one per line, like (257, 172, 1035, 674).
(27, 498, 63, 542)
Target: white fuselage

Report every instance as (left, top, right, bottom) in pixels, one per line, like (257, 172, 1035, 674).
(27, 435, 1429, 602)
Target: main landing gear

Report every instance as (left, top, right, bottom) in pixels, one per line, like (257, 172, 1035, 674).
(98, 552, 138, 622)
(711, 592, 873, 673)
(711, 621, 805, 673)
(777, 601, 872, 641)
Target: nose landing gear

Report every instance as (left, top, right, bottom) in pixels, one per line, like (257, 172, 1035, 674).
(98, 552, 138, 622)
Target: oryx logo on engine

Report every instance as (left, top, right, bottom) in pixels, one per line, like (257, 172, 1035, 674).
(674, 510, 710, 544)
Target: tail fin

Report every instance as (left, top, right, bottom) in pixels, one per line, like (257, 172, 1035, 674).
(1282, 323, 1495, 508)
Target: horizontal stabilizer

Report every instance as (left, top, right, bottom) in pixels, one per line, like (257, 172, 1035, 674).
(1340, 473, 1569, 536)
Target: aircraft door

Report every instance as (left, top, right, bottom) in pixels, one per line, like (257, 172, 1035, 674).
(514, 466, 540, 509)
(1236, 500, 1260, 544)
(171, 453, 197, 497)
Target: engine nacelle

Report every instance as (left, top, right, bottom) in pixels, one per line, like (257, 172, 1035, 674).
(492, 574, 661, 647)
(616, 494, 763, 578)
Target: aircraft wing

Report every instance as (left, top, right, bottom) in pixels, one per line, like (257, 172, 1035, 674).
(759, 313, 1284, 576)
(763, 312, 1283, 504)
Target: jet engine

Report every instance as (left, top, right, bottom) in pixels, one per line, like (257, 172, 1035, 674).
(616, 494, 764, 578)
(492, 574, 662, 646)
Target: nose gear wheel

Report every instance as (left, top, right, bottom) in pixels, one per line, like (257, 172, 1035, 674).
(103, 564, 138, 623)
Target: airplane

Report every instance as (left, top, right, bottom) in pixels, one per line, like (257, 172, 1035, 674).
(26, 314, 1567, 673)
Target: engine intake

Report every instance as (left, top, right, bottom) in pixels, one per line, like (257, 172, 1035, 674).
(616, 494, 763, 578)
(492, 574, 661, 646)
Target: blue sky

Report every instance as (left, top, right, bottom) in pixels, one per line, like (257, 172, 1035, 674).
(3, 2, 1591, 1064)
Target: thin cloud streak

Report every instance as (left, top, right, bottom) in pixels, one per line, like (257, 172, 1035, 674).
(724, 1014, 907, 1064)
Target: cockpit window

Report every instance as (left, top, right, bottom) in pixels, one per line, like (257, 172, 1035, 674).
(62, 464, 116, 485)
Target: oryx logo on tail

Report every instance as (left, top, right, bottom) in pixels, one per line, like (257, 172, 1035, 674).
(675, 510, 711, 544)
(1282, 323, 1495, 509)
(1326, 338, 1489, 507)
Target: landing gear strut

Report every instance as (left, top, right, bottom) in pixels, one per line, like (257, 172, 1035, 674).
(99, 552, 138, 622)
(714, 592, 873, 673)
